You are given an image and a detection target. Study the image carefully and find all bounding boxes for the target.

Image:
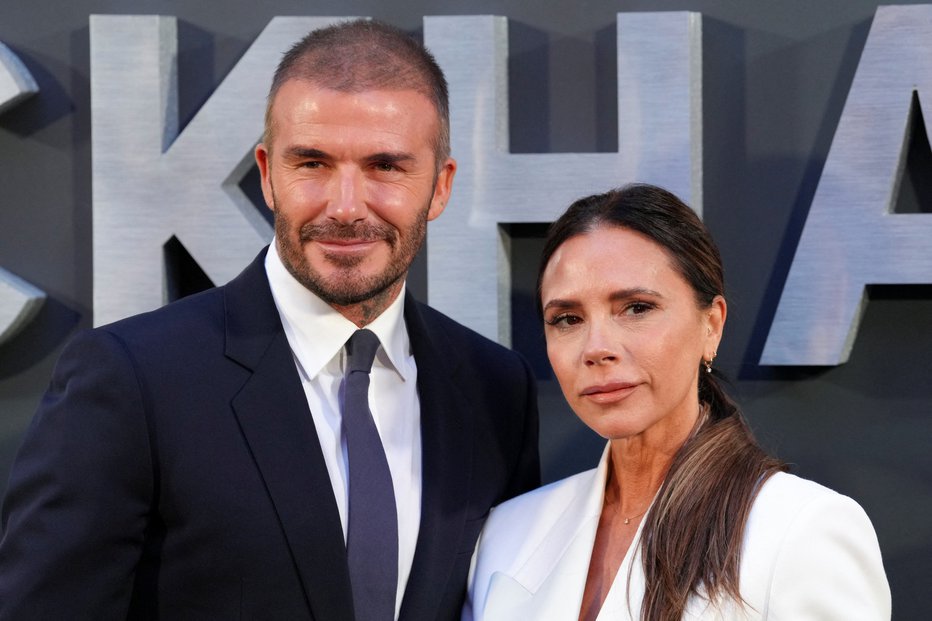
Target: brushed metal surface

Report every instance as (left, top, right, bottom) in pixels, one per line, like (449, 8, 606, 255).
(761, 5, 932, 365)
(90, 15, 350, 326)
(0, 42, 38, 114)
(424, 13, 702, 344)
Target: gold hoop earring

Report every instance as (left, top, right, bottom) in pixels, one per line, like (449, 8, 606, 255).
(704, 351, 717, 373)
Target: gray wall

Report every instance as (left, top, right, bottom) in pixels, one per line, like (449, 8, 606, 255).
(1, 1, 929, 618)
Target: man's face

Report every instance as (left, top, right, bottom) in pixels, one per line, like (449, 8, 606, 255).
(255, 79, 456, 319)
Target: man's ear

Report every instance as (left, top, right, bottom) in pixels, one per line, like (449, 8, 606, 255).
(255, 143, 275, 212)
(427, 157, 457, 221)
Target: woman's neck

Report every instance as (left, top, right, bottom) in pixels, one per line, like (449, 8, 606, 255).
(605, 402, 708, 514)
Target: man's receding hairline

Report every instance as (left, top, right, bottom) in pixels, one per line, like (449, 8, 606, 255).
(263, 78, 447, 164)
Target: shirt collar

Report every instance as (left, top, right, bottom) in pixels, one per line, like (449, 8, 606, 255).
(264, 240, 411, 381)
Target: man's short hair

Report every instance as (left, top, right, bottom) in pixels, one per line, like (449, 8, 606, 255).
(264, 19, 450, 163)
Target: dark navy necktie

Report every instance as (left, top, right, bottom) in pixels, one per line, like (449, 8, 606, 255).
(342, 329, 398, 621)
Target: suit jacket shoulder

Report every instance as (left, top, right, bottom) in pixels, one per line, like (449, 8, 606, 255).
(95, 246, 277, 359)
(405, 297, 531, 377)
(735, 471, 891, 620)
(0, 250, 356, 620)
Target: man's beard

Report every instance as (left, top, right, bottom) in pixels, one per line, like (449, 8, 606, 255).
(273, 195, 429, 307)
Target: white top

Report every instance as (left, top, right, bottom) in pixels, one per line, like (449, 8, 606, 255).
(265, 242, 421, 620)
(465, 443, 891, 620)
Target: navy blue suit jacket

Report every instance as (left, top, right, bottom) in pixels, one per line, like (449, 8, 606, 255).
(0, 249, 540, 620)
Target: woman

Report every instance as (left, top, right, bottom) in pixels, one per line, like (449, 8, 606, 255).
(464, 185, 890, 620)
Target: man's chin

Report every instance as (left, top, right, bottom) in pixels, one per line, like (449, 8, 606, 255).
(316, 284, 398, 308)
(318, 257, 365, 273)
(308, 269, 404, 306)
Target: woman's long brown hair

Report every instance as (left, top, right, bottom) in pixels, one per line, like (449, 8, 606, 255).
(638, 374, 785, 619)
(538, 184, 786, 620)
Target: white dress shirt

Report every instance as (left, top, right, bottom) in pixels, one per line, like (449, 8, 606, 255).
(265, 242, 422, 620)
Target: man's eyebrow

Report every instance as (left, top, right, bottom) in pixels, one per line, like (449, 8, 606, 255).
(283, 146, 329, 160)
(365, 151, 417, 165)
(279, 148, 418, 165)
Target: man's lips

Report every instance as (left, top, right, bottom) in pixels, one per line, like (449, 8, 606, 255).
(312, 238, 382, 252)
(580, 382, 639, 403)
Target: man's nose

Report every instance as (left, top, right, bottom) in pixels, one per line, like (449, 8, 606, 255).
(325, 167, 367, 223)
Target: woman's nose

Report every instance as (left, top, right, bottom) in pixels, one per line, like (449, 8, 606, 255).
(583, 325, 619, 366)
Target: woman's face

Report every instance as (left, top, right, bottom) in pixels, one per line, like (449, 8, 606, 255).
(540, 225, 725, 444)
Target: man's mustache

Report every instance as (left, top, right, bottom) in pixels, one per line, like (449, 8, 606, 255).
(299, 221, 396, 245)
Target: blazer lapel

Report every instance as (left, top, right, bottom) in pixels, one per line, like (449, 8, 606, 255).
(485, 446, 611, 620)
(398, 296, 474, 620)
(477, 531, 600, 621)
(224, 250, 354, 621)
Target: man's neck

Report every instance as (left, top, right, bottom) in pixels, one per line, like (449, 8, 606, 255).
(330, 279, 405, 328)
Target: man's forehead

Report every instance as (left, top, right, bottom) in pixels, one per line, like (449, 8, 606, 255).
(268, 81, 441, 135)
(272, 78, 435, 111)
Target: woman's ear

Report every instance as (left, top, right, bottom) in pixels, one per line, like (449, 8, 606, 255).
(705, 295, 727, 357)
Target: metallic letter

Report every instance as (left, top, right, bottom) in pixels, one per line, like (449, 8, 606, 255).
(90, 16, 349, 326)
(424, 13, 702, 343)
(0, 44, 44, 345)
(0, 269, 45, 346)
(761, 5, 932, 365)
(0, 42, 38, 114)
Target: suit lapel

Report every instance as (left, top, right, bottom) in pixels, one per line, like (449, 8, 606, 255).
(224, 250, 354, 621)
(485, 447, 611, 620)
(399, 296, 474, 620)
(484, 445, 657, 621)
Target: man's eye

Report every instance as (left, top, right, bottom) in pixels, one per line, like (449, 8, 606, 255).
(302, 161, 323, 169)
(374, 162, 396, 172)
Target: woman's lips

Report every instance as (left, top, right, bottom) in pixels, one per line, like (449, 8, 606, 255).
(580, 382, 639, 403)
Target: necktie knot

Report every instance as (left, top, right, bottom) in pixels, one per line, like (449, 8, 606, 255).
(346, 329, 380, 374)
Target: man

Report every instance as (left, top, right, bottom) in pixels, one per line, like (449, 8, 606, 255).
(0, 20, 539, 620)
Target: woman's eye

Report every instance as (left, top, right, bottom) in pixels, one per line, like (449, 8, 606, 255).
(625, 302, 654, 316)
(623, 302, 654, 315)
(546, 313, 582, 327)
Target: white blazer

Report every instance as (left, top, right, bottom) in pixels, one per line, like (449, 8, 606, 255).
(464, 445, 890, 620)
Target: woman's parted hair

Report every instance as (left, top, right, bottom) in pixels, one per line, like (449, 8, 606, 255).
(536, 183, 722, 316)
(537, 184, 786, 620)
